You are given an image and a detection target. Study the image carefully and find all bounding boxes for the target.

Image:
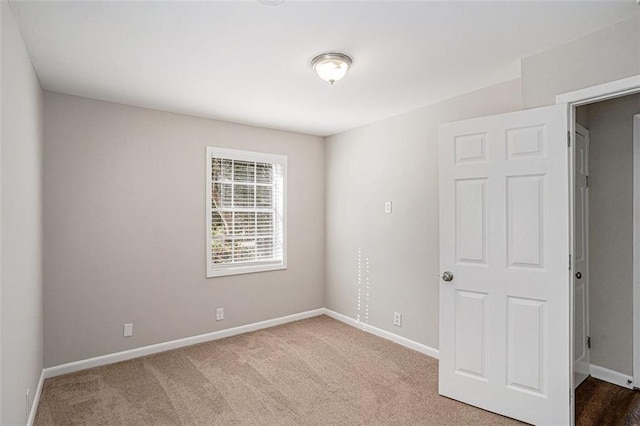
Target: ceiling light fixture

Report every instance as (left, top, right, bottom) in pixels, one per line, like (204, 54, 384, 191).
(311, 53, 352, 85)
(257, 0, 284, 5)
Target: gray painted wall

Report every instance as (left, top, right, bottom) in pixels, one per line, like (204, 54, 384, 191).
(1, 1, 44, 423)
(587, 93, 640, 376)
(324, 13, 640, 353)
(324, 79, 522, 349)
(19, 4, 640, 384)
(521, 16, 640, 109)
(43, 93, 325, 367)
(576, 105, 589, 129)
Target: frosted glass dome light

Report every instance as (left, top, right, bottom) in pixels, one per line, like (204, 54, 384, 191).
(311, 53, 352, 85)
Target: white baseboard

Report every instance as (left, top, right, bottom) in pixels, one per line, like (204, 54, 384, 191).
(43, 308, 324, 379)
(34, 306, 436, 423)
(322, 308, 439, 359)
(590, 364, 634, 389)
(26, 370, 45, 426)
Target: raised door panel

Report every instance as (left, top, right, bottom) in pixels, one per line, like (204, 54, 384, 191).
(574, 282, 587, 364)
(507, 175, 545, 269)
(507, 297, 546, 397)
(455, 179, 488, 265)
(454, 290, 488, 380)
(455, 133, 487, 164)
(506, 125, 546, 159)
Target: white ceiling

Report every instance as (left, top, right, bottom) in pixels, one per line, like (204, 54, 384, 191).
(9, 0, 640, 136)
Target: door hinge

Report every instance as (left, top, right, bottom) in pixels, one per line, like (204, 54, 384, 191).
(568, 131, 571, 147)
(586, 176, 590, 188)
(587, 336, 591, 349)
(569, 254, 572, 270)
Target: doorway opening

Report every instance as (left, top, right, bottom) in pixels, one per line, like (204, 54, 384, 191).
(570, 91, 640, 424)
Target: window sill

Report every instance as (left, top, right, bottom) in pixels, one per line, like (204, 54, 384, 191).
(207, 263, 287, 278)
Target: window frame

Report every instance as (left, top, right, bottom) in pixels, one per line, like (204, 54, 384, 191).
(206, 146, 287, 278)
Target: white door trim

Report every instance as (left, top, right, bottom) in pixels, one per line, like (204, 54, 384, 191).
(556, 75, 640, 106)
(556, 75, 640, 424)
(590, 364, 634, 390)
(634, 113, 640, 389)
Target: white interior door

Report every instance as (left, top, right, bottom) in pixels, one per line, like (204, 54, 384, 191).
(438, 104, 571, 425)
(573, 124, 590, 388)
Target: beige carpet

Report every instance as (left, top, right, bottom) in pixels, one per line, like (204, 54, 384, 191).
(35, 315, 521, 425)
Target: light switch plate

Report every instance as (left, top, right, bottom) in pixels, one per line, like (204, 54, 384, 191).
(123, 323, 133, 337)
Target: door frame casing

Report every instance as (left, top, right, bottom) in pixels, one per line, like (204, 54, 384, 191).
(556, 74, 640, 423)
(634, 113, 640, 388)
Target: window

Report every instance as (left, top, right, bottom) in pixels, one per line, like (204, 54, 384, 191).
(206, 147, 287, 277)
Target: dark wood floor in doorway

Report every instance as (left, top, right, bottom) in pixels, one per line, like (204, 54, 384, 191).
(576, 377, 640, 425)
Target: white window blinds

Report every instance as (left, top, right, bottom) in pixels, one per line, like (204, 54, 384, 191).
(206, 147, 287, 277)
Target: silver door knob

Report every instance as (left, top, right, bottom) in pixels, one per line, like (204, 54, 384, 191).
(442, 271, 454, 282)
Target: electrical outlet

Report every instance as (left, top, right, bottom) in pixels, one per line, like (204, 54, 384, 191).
(216, 307, 224, 321)
(393, 312, 402, 326)
(25, 389, 30, 418)
(385, 201, 392, 214)
(393, 312, 402, 327)
(123, 323, 133, 337)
